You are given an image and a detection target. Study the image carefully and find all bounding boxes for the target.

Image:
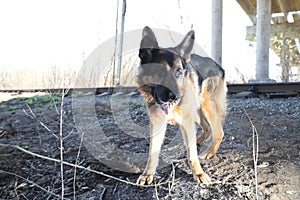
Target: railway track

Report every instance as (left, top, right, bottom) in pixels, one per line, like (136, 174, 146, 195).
(0, 82, 300, 96)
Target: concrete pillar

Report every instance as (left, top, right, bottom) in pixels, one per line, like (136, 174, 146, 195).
(211, 0, 223, 66)
(255, 0, 271, 81)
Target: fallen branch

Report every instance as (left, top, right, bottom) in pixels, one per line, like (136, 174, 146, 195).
(0, 143, 170, 188)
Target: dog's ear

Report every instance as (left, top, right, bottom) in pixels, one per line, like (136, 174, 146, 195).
(140, 26, 158, 49)
(175, 30, 195, 61)
(139, 26, 159, 61)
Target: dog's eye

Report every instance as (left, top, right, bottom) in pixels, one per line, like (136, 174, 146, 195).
(175, 69, 183, 78)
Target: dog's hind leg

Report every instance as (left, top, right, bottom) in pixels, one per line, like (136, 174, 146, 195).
(198, 77, 227, 159)
(196, 108, 212, 144)
(137, 107, 167, 185)
(198, 107, 224, 159)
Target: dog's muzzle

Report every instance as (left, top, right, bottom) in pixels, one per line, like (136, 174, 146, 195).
(152, 85, 182, 115)
(157, 97, 182, 115)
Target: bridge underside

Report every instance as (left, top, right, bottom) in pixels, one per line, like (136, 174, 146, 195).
(237, 0, 300, 82)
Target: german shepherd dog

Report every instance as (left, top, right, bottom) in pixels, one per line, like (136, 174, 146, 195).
(136, 26, 227, 184)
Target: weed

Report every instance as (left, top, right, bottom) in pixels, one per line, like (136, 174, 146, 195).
(70, 92, 84, 98)
(129, 101, 145, 108)
(0, 104, 8, 110)
(25, 94, 61, 106)
(9, 105, 19, 111)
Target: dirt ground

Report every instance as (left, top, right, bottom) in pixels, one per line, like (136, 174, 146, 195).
(0, 92, 299, 200)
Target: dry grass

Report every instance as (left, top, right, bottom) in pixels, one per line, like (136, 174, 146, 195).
(0, 92, 47, 102)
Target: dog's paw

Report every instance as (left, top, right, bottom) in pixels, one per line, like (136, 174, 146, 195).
(194, 172, 212, 184)
(136, 174, 154, 185)
(199, 151, 216, 160)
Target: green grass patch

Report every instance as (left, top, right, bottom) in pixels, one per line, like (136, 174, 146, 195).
(70, 91, 84, 98)
(0, 104, 8, 110)
(25, 94, 61, 106)
(9, 105, 19, 111)
(129, 101, 145, 108)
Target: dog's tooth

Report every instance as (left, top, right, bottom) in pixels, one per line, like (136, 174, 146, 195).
(164, 104, 169, 115)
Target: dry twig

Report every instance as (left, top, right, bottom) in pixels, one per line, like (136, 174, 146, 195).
(73, 132, 85, 200)
(0, 169, 60, 199)
(59, 89, 67, 199)
(244, 108, 259, 200)
(0, 130, 6, 138)
(23, 103, 58, 139)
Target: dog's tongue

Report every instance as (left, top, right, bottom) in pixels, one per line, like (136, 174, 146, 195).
(163, 103, 173, 115)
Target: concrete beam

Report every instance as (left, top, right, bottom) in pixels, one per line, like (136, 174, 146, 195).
(246, 21, 300, 41)
(236, 0, 256, 24)
(211, 0, 223, 66)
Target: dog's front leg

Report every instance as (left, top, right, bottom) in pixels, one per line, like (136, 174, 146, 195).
(180, 119, 212, 184)
(137, 109, 167, 185)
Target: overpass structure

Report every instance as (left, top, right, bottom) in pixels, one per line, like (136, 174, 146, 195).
(236, 0, 300, 82)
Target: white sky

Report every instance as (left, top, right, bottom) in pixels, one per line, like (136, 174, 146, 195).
(0, 0, 281, 82)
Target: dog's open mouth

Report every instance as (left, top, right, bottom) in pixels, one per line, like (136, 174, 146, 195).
(158, 98, 182, 115)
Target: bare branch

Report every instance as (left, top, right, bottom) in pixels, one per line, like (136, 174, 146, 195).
(243, 108, 259, 200)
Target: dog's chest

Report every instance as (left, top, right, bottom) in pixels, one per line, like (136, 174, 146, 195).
(166, 104, 199, 126)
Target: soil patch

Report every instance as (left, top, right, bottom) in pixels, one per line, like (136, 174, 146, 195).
(0, 93, 299, 199)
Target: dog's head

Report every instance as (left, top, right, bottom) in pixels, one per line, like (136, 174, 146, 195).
(137, 26, 195, 115)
